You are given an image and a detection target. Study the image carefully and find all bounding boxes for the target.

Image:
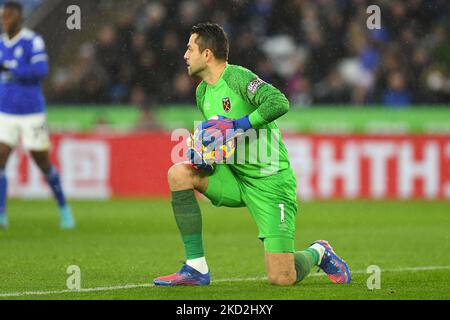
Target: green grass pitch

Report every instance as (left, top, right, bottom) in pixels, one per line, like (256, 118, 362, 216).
(0, 198, 449, 300)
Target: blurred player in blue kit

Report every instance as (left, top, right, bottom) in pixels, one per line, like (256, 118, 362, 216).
(0, 1, 74, 229)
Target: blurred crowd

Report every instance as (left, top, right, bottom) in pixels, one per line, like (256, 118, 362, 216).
(48, 0, 450, 107)
(0, 0, 43, 15)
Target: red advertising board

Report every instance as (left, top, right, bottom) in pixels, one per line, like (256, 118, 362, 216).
(7, 132, 174, 198)
(5, 132, 450, 200)
(283, 134, 450, 200)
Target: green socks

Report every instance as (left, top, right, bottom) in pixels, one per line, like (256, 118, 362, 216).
(294, 248, 320, 283)
(171, 189, 204, 259)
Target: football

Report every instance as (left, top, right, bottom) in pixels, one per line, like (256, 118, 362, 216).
(188, 116, 236, 164)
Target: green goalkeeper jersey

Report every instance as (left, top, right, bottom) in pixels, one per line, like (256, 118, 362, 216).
(195, 64, 292, 179)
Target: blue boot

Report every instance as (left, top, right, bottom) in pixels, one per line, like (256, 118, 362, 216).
(59, 205, 75, 229)
(0, 213, 8, 229)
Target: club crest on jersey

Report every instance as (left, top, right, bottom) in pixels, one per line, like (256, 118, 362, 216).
(222, 97, 232, 112)
(14, 46, 23, 58)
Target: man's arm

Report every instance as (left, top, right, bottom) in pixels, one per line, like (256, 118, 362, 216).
(8, 35, 49, 81)
(246, 78, 290, 128)
(199, 67, 290, 147)
(223, 65, 290, 129)
(8, 59, 48, 81)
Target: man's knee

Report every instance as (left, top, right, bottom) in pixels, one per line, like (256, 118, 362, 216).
(168, 163, 208, 192)
(265, 252, 297, 286)
(267, 272, 297, 286)
(167, 163, 195, 190)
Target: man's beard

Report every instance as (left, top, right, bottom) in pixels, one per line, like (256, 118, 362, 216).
(189, 64, 206, 77)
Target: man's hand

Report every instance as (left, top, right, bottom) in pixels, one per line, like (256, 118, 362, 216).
(186, 134, 214, 173)
(187, 148, 214, 172)
(200, 115, 252, 148)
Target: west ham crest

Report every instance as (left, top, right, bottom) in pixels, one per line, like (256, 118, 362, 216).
(222, 97, 232, 112)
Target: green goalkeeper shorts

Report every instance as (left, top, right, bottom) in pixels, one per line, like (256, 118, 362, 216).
(202, 164, 298, 253)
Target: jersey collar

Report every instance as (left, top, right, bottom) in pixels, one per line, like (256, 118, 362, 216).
(2, 28, 26, 48)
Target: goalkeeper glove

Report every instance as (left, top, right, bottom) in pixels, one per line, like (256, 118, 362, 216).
(186, 135, 214, 173)
(199, 115, 252, 148)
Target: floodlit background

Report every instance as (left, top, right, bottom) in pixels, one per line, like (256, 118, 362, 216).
(37, 0, 450, 106)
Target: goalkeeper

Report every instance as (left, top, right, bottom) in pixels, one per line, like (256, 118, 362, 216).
(154, 23, 350, 286)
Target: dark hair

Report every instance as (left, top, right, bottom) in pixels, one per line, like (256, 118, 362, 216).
(191, 22, 229, 61)
(3, 1, 23, 15)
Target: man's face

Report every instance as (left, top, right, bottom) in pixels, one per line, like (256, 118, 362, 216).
(1, 7, 21, 35)
(184, 33, 207, 77)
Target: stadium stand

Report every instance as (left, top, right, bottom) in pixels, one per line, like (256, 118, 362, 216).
(8, 0, 449, 107)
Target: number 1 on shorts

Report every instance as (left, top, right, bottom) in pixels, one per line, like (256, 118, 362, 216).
(278, 203, 285, 224)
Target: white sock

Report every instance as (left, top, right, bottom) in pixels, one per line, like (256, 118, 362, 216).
(309, 243, 326, 265)
(186, 257, 209, 274)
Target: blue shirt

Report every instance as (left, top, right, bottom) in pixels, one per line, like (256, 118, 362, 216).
(383, 90, 411, 108)
(0, 28, 49, 115)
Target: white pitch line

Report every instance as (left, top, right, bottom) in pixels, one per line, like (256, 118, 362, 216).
(1, 265, 449, 298)
(310, 265, 450, 277)
(0, 283, 154, 298)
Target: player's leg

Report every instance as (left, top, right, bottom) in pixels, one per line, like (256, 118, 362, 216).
(168, 162, 208, 270)
(254, 180, 350, 284)
(0, 113, 19, 229)
(260, 211, 324, 285)
(260, 203, 320, 285)
(154, 162, 210, 285)
(264, 241, 325, 285)
(273, 171, 351, 284)
(243, 168, 326, 285)
(252, 195, 349, 284)
(29, 150, 75, 229)
(154, 163, 243, 286)
(286, 240, 351, 284)
(22, 113, 74, 229)
(265, 244, 348, 285)
(0, 143, 13, 229)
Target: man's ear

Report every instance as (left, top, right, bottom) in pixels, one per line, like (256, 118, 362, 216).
(203, 49, 212, 62)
